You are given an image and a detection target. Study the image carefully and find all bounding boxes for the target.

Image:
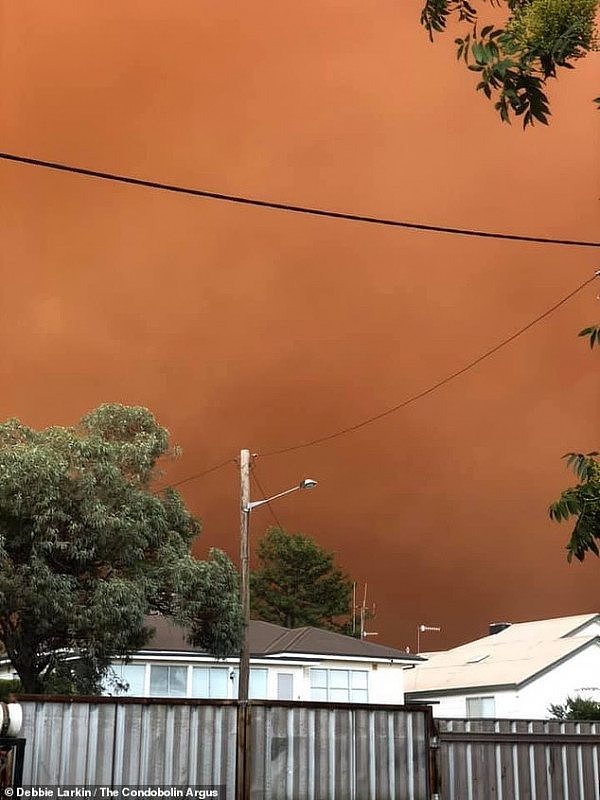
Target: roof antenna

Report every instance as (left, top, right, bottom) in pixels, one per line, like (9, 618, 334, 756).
(416, 623, 441, 654)
(360, 582, 378, 639)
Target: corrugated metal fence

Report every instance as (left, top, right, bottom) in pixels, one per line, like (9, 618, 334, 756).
(21, 698, 238, 788)
(248, 703, 431, 799)
(436, 718, 600, 800)
(21, 699, 600, 798)
(19, 697, 433, 800)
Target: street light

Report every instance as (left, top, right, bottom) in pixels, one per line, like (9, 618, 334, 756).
(246, 478, 318, 511)
(235, 451, 317, 800)
(238, 449, 317, 702)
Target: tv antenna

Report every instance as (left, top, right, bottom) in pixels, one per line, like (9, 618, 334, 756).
(352, 581, 378, 639)
(417, 623, 441, 654)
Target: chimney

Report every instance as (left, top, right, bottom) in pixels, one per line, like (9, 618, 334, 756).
(489, 622, 511, 636)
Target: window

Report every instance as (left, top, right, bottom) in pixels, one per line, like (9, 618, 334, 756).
(109, 664, 146, 696)
(250, 668, 268, 699)
(310, 670, 328, 702)
(191, 667, 229, 699)
(350, 669, 368, 702)
(149, 665, 187, 697)
(466, 696, 496, 718)
(231, 668, 269, 699)
(310, 669, 368, 703)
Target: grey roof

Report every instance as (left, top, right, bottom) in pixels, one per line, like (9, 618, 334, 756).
(142, 615, 422, 662)
(405, 613, 600, 696)
(257, 623, 422, 661)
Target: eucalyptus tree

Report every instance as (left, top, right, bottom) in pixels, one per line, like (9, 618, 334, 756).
(0, 404, 241, 693)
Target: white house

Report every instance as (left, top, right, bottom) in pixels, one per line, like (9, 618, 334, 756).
(106, 615, 422, 704)
(404, 613, 600, 719)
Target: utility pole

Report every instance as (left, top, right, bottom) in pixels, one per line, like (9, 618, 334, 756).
(237, 453, 317, 698)
(236, 449, 251, 800)
(238, 448, 251, 702)
(235, 452, 316, 800)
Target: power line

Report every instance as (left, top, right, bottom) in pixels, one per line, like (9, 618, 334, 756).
(250, 464, 285, 530)
(166, 457, 236, 489)
(152, 272, 597, 486)
(261, 272, 599, 457)
(1, 151, 599, 248)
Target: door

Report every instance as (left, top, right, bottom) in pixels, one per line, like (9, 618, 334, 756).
(277, 672, 293, 700)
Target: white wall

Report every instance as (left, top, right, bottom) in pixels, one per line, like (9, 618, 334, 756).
(369, 663, 404, 704)
(413, 642, 600, 719)
(266, 664, 305, 700)
(514, 641, 600, 717)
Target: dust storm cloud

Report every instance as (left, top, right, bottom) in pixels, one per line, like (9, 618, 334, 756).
(0, 1, 598, 648)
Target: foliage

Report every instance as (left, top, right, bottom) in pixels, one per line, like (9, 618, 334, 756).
(578, 325, 600, 349)
(549, 314, 600, 562)
(0, 404, 242, 694)
(250, 527, 353, 631)
(549, 452, 600, 562)
(420, 0, 599, 125)
(507, 0, 598, 62)
(0, 679, 21, 701)
(549, 695, 600, 720)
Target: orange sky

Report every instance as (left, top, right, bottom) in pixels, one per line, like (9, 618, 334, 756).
(1, 1, 598, 651)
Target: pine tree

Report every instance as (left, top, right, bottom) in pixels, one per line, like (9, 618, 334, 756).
(250, 528, 352, 631)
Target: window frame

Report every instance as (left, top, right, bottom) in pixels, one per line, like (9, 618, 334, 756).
(230, 667, 269, 699)
(309, 668, 369, 703)
(466, 695, 496, 718)
(149, 664, 188, 698)
(191, 666, 230, 699)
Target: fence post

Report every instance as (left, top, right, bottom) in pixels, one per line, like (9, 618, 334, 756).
(428, 713, 441, 800)
(235, 701, 252, 800)
(244, 702, 252, 800)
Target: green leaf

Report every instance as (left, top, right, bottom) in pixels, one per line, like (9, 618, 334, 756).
(472, 42, 486, 62)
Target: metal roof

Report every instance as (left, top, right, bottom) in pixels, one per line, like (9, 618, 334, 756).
(405, 613, 600, 695)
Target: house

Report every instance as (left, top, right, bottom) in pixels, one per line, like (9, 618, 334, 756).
(404, 613, 600, 718)
(106, 615, 423, 703)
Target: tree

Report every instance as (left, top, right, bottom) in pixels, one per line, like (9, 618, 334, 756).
(549, 451, 600, 562)
(548, 323, 600, 560)
(550, 695, 600, 720)
(0, 404, 242, 694)
(250, 527, 353, 631)
(418, 5, 600, 553)
(420, 0, 599, 126)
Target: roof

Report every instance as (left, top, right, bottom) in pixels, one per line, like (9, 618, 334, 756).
(468, 613, 600, 646)
(141, 614, 422, 662)
(405, 613, 600, 696)
(258, 623, 421, 660)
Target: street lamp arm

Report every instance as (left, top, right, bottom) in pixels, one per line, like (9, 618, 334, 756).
(245, 485, 300, 511)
